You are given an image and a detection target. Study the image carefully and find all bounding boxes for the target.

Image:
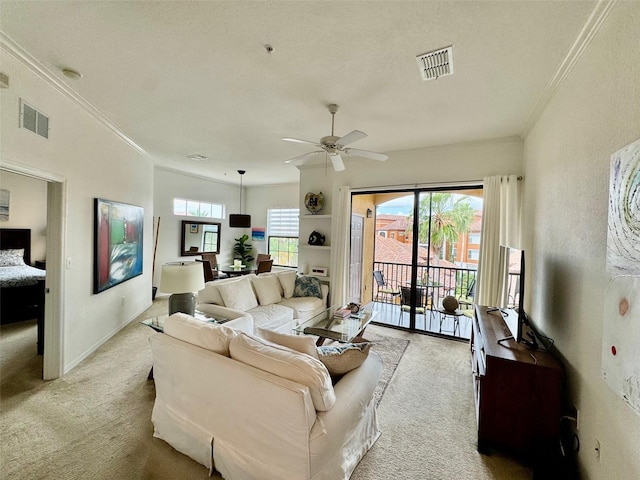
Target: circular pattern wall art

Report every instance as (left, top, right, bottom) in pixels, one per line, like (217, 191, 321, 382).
(304, 192, 325, 214)
(606, 138, 640, 275)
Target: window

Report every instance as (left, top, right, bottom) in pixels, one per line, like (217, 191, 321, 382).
(468, 233, 481, 244)
(267, 208, 299, 267)
(468, 249, 480, 260)
(174, 198, 224, 218)
(203, 231, 218, 251)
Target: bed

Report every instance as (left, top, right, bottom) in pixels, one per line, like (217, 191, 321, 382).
(0, 228, 46, 354)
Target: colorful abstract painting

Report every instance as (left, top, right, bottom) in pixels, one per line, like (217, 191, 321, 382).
(94, 198, 144, 293)
(606, 138, 640, 276)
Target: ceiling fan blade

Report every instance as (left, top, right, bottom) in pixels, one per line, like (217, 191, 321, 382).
(329, 152, 345, 171)
(284, 151, 323, 164)
(336, 130, 367, 147)
(282, 137, 321, 147)
(344, 148, 388, 161)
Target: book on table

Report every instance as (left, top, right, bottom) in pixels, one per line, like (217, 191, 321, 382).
(333, 307, 352, 319)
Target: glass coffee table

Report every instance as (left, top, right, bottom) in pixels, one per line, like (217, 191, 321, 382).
(140, 310, 230, 333)
(294, 303, 377, 346)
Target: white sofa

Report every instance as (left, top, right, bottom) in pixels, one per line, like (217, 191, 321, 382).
(196, 271, 329, 334)
(149, 313, 382, 480)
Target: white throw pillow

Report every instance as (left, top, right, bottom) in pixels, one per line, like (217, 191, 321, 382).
(251, 275, 282, 306)
(316, 342, 372, 376)
(256, 327, 319, 359)
(277, 270, 297, 299)
(217, 277, 259, 311)
(257, 272, 284, 296)
(163, 312, 238, 356)
(229, 332, 335, 411)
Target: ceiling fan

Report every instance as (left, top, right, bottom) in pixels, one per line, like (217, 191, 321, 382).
(282, 104, 388, 171)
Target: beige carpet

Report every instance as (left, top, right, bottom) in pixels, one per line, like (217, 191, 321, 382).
(0, 300, 532, 479)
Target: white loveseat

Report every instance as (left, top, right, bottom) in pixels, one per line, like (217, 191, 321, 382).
(196, 271, 329, 333)
(149, 313, 382, 480)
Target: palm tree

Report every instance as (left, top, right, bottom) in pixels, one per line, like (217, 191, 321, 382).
(411, 193, 475, 262)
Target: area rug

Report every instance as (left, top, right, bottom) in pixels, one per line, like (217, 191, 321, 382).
(364, 331, 410, 406)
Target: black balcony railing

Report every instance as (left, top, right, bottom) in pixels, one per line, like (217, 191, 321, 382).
(373, 261, 520, 309)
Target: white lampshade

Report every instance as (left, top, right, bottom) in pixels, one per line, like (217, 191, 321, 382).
(159, 262, 205, 294)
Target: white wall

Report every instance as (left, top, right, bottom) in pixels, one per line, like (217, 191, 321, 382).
(153, 168, 242, 287)
(328, 135, 523, 190)
(246, 182, 299, 256)
(523, 3, 640, 479)
(0, 45, 154, 371)
(0, 170, 47, 260)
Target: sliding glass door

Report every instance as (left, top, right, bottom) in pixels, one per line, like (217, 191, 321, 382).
(362, 186, 483, 340)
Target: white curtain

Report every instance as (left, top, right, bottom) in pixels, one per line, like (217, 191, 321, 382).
(330, 186, 351, 306)
(476, 175, 522, 307)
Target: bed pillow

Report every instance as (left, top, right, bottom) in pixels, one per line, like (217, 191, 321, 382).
(217, 277, 259, 311)
(0, 249, 26, 267)
(251, 275, 282, 306)
(229, 332, 335, 411)
(293, 275, 322, 299)
(316, 342, 372, 376)
(256, 327, 319, 359)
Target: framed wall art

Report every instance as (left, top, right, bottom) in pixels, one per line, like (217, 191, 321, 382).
(94, 198, 144, 293)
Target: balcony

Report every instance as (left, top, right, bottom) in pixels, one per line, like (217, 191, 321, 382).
(371, 262, 520, 341)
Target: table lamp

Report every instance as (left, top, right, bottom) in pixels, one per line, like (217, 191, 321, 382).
(159, 262, 205, 316)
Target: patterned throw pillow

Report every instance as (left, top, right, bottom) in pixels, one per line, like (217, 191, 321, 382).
(293, 275, 322, 299)
(317, 342, 372, 376)
(0, 249, 26, 267)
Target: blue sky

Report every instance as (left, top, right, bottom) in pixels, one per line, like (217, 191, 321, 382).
(376, 193, 483, 216)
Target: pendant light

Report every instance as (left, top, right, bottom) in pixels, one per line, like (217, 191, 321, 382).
(229, 170, 251, 228)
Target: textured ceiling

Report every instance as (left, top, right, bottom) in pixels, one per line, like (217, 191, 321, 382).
(0, 1, 597, 186)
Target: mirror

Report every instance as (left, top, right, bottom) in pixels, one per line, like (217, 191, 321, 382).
(180, 220, 221, 256)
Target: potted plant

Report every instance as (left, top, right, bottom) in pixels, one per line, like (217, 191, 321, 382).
(233, 234, 254, 266)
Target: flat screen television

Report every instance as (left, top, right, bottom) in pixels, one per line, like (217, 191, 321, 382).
(495, 247, 528, 345)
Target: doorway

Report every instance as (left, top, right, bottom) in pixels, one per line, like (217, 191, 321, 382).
(0, 163, 65, 379)
(353, 186, 483, 340)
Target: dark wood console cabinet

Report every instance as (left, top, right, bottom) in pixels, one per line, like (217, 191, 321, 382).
(471, 305, 563, 455)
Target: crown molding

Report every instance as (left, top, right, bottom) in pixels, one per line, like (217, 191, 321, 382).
(521, 0, 617, 137)
(0, 30, 148, 157)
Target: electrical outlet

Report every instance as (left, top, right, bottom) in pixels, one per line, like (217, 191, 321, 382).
(594, 439, 601, 461)
(121, 296, 126, 306)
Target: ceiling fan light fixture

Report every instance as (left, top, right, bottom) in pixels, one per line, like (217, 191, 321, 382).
(282, 104, 388, 171)
(230, 170, 251, 228)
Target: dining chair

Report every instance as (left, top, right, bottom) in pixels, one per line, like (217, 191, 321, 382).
(373, 271, 400, 303)
(201, 253, 218, 270)
(255, 259, 274, 274)
(196, 259, 215, 282)
(256, 253, 271, 265)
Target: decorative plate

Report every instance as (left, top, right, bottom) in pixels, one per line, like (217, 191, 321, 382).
(304, 192, 325, 214)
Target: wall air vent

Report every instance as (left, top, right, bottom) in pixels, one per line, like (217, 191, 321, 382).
(416, 45, 454, 81)
(20, 98, 49, 139)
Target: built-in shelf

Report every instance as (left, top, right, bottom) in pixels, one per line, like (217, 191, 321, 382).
(300, 214, 331, 219)
(300, 244, 331, 250)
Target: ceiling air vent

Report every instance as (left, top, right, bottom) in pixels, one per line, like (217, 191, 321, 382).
(416, 45, 454, 81)
(20, 98, 49, 139)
